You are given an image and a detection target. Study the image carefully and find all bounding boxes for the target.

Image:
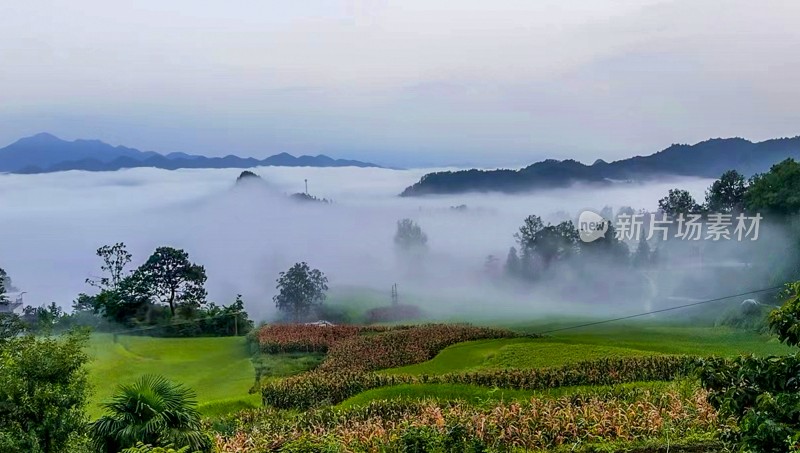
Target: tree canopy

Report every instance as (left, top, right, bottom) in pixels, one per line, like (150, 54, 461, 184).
(273, 262, 329, 322)
(658, 189, 702, 217)
(132, 247, 208, 317)
(0, 330, 90, 453)
(394, 218, 428, 251)
(745, 158, 800, 216)
(705, 169, 747, 213)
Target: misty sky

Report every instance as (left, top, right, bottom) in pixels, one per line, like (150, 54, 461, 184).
(1, 0, 799, 167)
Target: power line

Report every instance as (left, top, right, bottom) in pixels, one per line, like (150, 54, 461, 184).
(535, 285, 785, 335)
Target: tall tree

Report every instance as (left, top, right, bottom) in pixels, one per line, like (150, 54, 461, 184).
(273, 262, 328, 322)
(658, 189, 702, 217)
(0, 267, 8, 303)
(394, 218, 428, 251)
(504, 247, 520, 277)
(745, 158, 800, 216)
(705, 170, 747, 214)
(87, 242, 132, 291)
(632, 236, 651, 267)
(515, 215, 579, 269)
(133, 247, 207, 317)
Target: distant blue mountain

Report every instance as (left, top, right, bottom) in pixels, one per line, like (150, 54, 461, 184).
(0, 133, 381, 173)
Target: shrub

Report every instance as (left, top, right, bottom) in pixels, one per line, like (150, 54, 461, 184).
(121, 444, 191, 453)
(0, 330, 91, 453)
(700, 281, 800, 452)
(714, 301, 772, 332)
(91, 375, 212, 452)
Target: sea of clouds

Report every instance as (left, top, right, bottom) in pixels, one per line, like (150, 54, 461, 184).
(0, 166, 714, 320)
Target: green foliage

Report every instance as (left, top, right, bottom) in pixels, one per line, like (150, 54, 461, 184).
(83, 244, 251, 337)
(273, 262, 329, 322)
(745, 158, 800, 216)
(700, 281, 800, 452)
(121, 443, 191, 453)
(134, 246, 208, 317)
(706, 170, 747, 213)
(715, 302, 771, 332)
(0, 312, 26, 340)
(0, 330, 91, 453)
(0, 267, 8, 302)
(87, 242, 133, 291)
(658, 188, 702, 217)
(91, 374, 212, 452)
(394, 218, 428, 250)
(769, 281, 800, 347)
(515, 215, 580, 270)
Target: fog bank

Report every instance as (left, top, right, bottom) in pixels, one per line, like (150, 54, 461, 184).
(0, 167, 718, 320)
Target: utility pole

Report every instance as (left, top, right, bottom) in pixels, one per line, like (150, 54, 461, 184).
(305, 179, 308, 194)
(391, 283, 398, 305)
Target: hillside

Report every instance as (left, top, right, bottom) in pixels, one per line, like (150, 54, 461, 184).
(0, 133, 381, 173)
(401, 136, 800, 196)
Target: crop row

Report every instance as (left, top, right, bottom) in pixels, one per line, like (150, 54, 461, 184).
(221, 386, 723, 452)
(255, 324, 392, 353)
(319, 324, 518, 372)
(263, 355, 702, 409)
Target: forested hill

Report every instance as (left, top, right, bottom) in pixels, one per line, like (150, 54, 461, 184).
(0, 133, 380, 173)
(400, 136, 800, 196)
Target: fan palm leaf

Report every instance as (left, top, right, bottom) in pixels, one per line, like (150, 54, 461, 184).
(90, 375, 210, 452)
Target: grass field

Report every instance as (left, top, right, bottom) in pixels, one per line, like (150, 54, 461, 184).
(86, 334, 258, 418)
(383, 325, 791, 375)
(385, 337, 661, 375)
(85, 322, 792, 419)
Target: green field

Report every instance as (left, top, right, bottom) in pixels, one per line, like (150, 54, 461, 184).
(86, 323, 792, 418)
(86, 334, 258, 418)
(384, 325, 791, 376)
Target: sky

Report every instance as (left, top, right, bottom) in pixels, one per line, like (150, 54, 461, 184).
(1, 0, 799, 167)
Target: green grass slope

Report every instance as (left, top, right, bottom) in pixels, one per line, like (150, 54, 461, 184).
(383, 326, 791, 376)
(86, 334, 258, 418)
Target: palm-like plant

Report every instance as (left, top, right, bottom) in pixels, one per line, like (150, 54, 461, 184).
(90, 375, 211, 452)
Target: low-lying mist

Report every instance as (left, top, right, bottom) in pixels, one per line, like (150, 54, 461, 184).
(1, 166, 781, 323)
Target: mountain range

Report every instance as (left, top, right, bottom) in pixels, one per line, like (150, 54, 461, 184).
(400, 136, 800, 196)
(0, 133, 380, 173)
